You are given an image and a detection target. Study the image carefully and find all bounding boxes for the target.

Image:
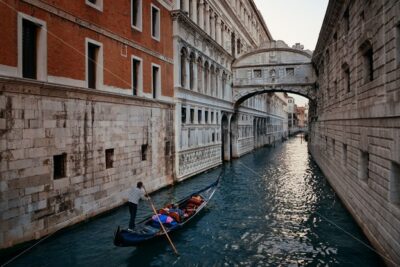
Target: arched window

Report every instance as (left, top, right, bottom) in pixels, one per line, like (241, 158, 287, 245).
(204, 61, 209, 94)
(210, 65, 215, 96)
(180, 47, 187, 87)
(222, 71, 227, 99)
(215, 68, 220, 98)
(197, 57, 203, 93)
(189, 53, 195, 90)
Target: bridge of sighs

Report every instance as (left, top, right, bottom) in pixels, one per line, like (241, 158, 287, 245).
(222, 41, 317, 160)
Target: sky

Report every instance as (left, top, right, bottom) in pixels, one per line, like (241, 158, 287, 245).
(253, 0, 329, 106)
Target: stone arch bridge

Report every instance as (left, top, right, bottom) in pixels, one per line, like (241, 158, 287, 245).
(232, 41, 317, 108)
(220, 41, 317, 161)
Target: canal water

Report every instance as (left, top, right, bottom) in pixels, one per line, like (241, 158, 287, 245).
(5, 135, 385, 266)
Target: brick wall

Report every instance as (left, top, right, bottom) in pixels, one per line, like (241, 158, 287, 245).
(0, 0, 174, 97)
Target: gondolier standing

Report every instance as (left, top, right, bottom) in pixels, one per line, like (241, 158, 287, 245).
(128, 181, 148, 230)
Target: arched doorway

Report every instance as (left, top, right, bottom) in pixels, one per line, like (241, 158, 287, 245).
(230, 114, 238, 158)
(253, 117, 257, 149)
(221, 114, 230, 161)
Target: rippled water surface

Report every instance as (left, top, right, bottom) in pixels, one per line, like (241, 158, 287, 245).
(7, 135, 385, 266)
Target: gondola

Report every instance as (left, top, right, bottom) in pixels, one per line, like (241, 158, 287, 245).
(113, 174, 221, 247)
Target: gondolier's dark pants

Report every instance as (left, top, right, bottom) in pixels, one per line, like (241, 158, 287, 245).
(128, 202, 138, 229)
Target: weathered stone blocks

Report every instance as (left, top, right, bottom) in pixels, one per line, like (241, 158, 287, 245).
(0, 79, 175, 249)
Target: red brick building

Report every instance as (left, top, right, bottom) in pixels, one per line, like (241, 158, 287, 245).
(0, 0, 175, 249)
(0, 0, 174, 99)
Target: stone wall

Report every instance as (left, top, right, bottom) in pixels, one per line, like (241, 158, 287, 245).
(0, 78, 175, 248)
(310, 0, 400, 265)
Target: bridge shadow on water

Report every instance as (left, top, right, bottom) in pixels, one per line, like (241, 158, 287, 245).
(3, 134, 386, 267)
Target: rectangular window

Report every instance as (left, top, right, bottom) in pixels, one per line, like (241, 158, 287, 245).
(85, 0, 103, 11)
(151, 5, 160, 40)
(344, 67, 350, 93)
(190, 108, 194, 123)
(53, 154, 66, 179)
(141, 144, 148, 161)
(332, 139, 335, 156)
(211, 112, 214, 123)
(131, 0, 142, 31)
(22, 19, 38, 79)
(165, 141, 171, 156)
(359, 151, 369, 181)
(363, 47, 373, 83)
(344, 7, 350, 33)
(286, 68, 294, 76)
(396, 24, 400, 66)
(198, 110, 202, 124)
(342, 143, 348, 167)
(205, 110, 209, 123)
(333, 32, 337, 51)
(105, 149, 114, 169)
(231, 32, 236, 57)
(132, 57, 142, 96)
(152, 65, 160, 99)
(253, 69, 262, 78)
(181, 107, 186, 124)
(87, 42, 99, 89)
(389, 162, 400, 206)
(334, 80, 338, 99)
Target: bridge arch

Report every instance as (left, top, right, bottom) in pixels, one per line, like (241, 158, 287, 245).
(232, 41, 317, 108)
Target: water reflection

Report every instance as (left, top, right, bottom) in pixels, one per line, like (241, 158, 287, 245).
(6, 135, 384, 266)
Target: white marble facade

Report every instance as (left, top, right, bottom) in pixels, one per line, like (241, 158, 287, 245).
(172, 0, 288, 180)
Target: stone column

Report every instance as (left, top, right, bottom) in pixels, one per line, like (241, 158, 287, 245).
(175, 0, 181, 10)
(193, 58, 198, 92)
(220, 22, 224, 47)
(183, 0, 190, 14)
(198, 0, 204, 30)
(191, 0, 198, 23)
(215, 71, 220, 98)
(210, 10, 214, 39)
(205, 3, 210, 35)
(185, 54, 190, 89)
(216, 17, 222, 45)
(197, 62, 202, 93)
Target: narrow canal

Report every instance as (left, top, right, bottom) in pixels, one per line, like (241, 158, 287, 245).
(6, 135, 385, 266)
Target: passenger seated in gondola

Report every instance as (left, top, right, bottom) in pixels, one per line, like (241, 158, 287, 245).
(151, 214, 177, 227)
(188, 195, 203, 206)
(182, 195, 204, 217)
(158, 204, 185, 222)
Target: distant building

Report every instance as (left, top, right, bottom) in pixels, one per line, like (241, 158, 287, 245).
(296, 106, 307, 128)
(286, 96, 298, 131)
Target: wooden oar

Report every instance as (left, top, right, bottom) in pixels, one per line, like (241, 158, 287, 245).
(142, 185, 179, 256)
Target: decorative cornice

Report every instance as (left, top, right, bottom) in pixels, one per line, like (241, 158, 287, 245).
(313, 0, 345, 65)
(219, 0, 259, 47)
(171, 10, 234, 61)
(248, 0, 273, 41)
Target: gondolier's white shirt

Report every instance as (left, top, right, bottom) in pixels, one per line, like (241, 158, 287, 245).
(128, 187, 146, 204)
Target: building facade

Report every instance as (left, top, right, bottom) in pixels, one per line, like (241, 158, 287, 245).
(0, 0, 175, 248)
(172, 0, 288, 180)
(309, 0, 400, 265)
